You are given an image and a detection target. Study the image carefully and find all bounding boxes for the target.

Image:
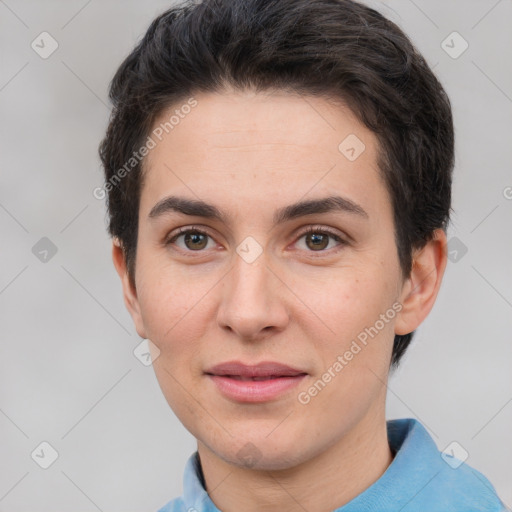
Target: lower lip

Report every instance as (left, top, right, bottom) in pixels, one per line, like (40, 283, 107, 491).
(208, 374, 307, 402)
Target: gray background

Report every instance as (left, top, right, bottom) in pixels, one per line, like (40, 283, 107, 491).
(1, 0, 511, 510)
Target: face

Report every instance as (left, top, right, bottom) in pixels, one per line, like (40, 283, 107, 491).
(115, 88, 424, 471)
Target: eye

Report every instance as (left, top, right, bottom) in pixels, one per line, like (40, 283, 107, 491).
(166, 226, 216, 252)
(294, 226, 347, 253)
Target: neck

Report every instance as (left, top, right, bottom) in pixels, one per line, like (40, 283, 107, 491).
(197, 407, 394, 512)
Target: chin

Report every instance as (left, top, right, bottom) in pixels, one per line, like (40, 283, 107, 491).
(205, 430, 311, 471)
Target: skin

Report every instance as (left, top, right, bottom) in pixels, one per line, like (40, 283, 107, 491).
(113, 88, 447, 512)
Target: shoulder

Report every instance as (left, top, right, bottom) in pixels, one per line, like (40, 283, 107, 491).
(386, 418, 506, 511)
(156, 496, 188, 512)
(429, 460, 506, 511)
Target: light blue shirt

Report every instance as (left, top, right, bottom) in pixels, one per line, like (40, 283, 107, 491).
(157, 418, 506, 511)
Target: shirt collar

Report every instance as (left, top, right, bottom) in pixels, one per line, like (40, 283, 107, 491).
(182, 452, 219, 512)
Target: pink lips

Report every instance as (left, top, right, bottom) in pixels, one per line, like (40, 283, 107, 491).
(205, 361, 308, 403)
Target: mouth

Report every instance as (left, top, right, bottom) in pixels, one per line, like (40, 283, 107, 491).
(205, 361, 308, 402)
(218, 375, 298, 381)
(205, 360, 307, 379)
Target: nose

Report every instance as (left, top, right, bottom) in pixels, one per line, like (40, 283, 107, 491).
(216, 248, 290, 341)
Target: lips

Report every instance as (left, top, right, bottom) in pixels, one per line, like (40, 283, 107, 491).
(205, 361, 308, 402)
(205, 361, 307, 379)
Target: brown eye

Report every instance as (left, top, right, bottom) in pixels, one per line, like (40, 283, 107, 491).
(167, 228, 214, 251)
(305, 232, 330, 251)
(295, 227, 346, 254)
(183, 232, 208, 250)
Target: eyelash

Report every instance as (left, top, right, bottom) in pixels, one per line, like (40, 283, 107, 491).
(165, 225, 347, 256)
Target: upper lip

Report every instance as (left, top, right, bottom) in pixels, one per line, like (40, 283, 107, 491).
(205, 361, 307, 378)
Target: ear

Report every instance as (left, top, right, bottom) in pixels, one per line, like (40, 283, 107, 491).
(394, 229, 448, 336)
(111, 238, 147, 338)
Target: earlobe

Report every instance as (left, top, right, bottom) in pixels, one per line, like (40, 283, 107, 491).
(111, 239, 147, 338)
(394, 229, 448, 336)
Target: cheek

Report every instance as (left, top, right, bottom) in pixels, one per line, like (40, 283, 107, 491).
(292, 267, 397, 339)
(138, 269, 208, 421)
(298, 274, 395, 411)
(135, 247, 211, 327)
(291, 268, 398, 395)
(135, 263, 206, 359)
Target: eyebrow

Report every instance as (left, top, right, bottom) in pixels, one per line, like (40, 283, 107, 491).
(148, 195, 369, 225)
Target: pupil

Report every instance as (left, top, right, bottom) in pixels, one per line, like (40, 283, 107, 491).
(308, 233, 327, 250)
(186, 232, 207, 250)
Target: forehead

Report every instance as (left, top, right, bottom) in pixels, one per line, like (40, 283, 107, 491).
(140, 90, 388, 222)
